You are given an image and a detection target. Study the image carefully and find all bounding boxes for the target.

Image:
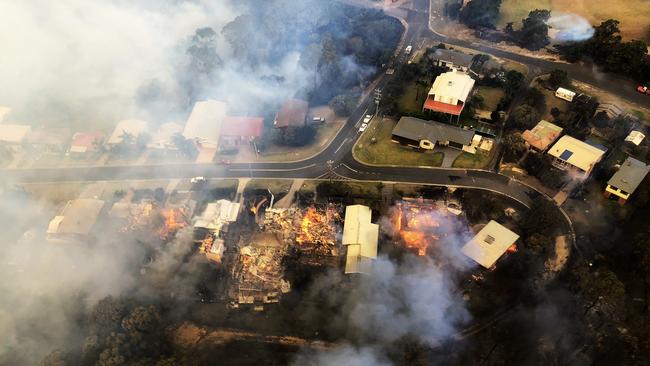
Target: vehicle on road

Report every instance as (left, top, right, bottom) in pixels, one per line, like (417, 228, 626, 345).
(190, 176, 206, 184)
(359, 123, 368, 132)
(405, 45, 412, 54)
(312, 116, 325, 123)
(637, 85, 650, 95)
(363, 114, 373, 123)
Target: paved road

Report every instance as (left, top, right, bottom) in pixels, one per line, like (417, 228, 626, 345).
(5, 0, 642, 211)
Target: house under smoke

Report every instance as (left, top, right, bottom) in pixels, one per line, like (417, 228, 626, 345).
(69, 132, 105, 155)
(220, 116, 263, 146)
(148, 122, 183, 150)
(0, 124, 32, 149)
(461, 220, 519, 269)
(106, 119, 148, 146)
(47, 198, 106, 243)
(274, 99, 308, 128)
(183, 100, 227, 149)
(342, 205, 379, 274)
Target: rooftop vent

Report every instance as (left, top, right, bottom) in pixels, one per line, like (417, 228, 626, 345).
(484, 235, 495, 244)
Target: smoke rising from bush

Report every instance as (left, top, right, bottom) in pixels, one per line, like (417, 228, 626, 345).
(548, 13, 595, 42)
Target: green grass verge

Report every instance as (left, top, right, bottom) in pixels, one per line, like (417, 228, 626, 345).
(452, 151, 491, 169)
(354, 119, 443, 167)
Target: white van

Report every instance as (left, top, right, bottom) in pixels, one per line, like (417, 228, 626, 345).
(555, 87, 576, 102)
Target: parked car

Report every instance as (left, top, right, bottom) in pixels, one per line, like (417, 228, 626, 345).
(190, 176, 206, 184)
(405, 45, 412, 54)
(637, 85, 650, 95)
(312, 116, 326, 123)
(359, 123, 368, 132)
(363, 114, 373, 123)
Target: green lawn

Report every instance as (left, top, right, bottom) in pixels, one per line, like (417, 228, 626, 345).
(452, 151, 491, 169)
(354, 118, 443, 167)
(498, 0, 552, 29)
(398, 81, 427, 114)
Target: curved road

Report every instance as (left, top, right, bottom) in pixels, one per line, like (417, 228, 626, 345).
(4, 0, 644, 214)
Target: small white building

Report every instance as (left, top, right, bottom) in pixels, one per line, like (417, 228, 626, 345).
(555, 87, 576, 102)
(106, 119, 148, 146)
(461, 220, 519, 269)
(625, 130, 645, 146)
(342, 205, 379, 274)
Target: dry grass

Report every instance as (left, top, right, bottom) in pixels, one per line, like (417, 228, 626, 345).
(499, 0, 650, 41)
(476, 87, 505, 111)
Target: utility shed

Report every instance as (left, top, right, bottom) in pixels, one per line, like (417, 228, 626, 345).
(461, 220, 519, 269)
(342, 205, 379, 274)
(605, 157, 650, 204)
(625, 130, 645, 146)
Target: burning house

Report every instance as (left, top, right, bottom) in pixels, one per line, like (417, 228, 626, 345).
(194, 200, 241, 263)
(230, 233, 291, 310)
(390, 198, 455, 256)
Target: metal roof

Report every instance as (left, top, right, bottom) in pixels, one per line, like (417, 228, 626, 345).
(274, 99, 308, 128)
(547, 135, 606, 172)
(522, 120, 563, 151)
(183, 100, 227, 144)
(461, 220, 519, 269)
(608, 157, 650, 195)
(343, 205, 378, 275)
(392, 117, 475, 146)
(47, 199, 105, 236)
(428, 71, 475, 106)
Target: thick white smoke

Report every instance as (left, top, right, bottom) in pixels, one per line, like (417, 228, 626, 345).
(547, 13, 595, 42)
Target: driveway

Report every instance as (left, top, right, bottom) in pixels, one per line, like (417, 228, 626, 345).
(438, 147, 461, 168)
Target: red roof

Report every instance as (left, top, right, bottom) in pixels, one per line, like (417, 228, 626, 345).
(221, 116, 264, 138)
(423, 97, 464, 116)
(274, 99, 308, 128)
(71, 132, 105, 149)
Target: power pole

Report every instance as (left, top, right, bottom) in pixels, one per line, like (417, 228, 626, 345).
(326, 160, 334, 183)
(373, 88, 382, 115)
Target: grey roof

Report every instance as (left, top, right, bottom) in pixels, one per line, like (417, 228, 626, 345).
(392, 117, 474, 146)
(432, 48, 475, 68)
(608, 157, 650, 194)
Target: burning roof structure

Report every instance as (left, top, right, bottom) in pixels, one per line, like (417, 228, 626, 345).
(230, 233, 290, 309)
(109, 199, 191, 241)
(263, 204, 341, 259)
(390, 198, 452, 256)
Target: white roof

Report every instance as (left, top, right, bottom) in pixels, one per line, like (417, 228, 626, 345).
(461, 220, 519, 269)
(428, 71, 475, 105)
(0, 124, 31, 144)
(194, 200, 240, 231)
(556, 87, 576, 96)
(625, 130, 645, 146)
(107, 119, 148, 145)
(547, 135, 605, 172)
(183, 100, 227, 144)
(343, 205, 379, 274)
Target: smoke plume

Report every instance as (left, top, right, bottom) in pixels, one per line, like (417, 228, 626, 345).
(547, 13, 595, 42)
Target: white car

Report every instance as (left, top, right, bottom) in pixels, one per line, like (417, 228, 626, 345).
(190, 176, 206, 184)
(363, 114, 373, 123)
(359, 123, 368, 132)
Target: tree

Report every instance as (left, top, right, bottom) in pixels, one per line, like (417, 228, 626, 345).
(503, 70, 525, 97)
(187, 27, 222, 75)
(502, 132, 526, 162)
(40, 350, 69, 366)
(548, 69, 568, 89)
(522, 88, 547, 114)
(329, 94, 359, 116)
(459, 0, 503, 29)
(171, 133, 198, 160)
(510, 104, 539, 130)
(274, 125, 317, 147)
(521, 198, 560, 237)
(90, 296, 127, 334)
(516, 9, 551, 50)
